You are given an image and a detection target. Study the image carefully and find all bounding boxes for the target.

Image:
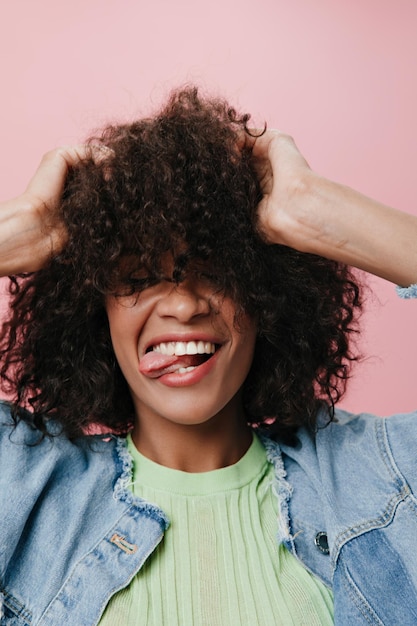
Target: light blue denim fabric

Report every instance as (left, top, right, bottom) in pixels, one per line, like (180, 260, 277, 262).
(268, 408, 417, 625)
(0, 406, 168, 625)
(1, 401, 417, 625)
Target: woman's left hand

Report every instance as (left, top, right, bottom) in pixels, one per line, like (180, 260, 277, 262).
(250, 130, 313, 250)
(251, 130, 417, 287)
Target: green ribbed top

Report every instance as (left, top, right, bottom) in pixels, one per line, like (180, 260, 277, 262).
(100, 434, 333, 625)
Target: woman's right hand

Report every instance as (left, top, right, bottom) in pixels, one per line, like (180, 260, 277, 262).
(0, 145, 106, 276)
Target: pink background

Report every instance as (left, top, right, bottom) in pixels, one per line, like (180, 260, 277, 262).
(1, 0, 416, 416)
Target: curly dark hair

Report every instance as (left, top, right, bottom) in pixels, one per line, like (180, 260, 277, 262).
(0, 86, 362, 443)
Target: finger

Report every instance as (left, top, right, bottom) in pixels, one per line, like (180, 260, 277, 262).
(89, 144, 115, 165)
(25, 144, 113, 205)
(235, 127, 271, 153)
(49, 144, 113, 170)
(24, 153, 70, 205)
(32, 143, 113, 179)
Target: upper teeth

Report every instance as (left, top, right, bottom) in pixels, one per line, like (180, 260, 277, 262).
(152, 341, 216, 356)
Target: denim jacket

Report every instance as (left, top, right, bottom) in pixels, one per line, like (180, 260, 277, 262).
(1, 401, 417, 626)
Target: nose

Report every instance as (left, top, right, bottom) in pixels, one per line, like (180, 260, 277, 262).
(155, 279, 211, 322)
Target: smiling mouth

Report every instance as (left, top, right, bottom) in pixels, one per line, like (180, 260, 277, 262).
(140, 340, 219, 377)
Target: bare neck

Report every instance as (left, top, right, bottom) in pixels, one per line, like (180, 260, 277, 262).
(131, 405, 252, 473)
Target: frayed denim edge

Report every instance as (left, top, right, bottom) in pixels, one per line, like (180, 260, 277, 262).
(259, 435, 295, 549)
(112, 436, 170, 529)
(396, 284, 417, 299)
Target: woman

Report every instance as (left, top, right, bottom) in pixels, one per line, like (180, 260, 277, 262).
(0, 87, 416, 625)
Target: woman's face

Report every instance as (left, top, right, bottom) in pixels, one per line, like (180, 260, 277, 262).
(105, 266, 257, 433)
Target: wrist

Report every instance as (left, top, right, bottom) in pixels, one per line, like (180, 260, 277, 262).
(266, 170, 329, 253)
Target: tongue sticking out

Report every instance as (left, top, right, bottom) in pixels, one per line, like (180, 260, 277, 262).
(139, 351, 207, 378)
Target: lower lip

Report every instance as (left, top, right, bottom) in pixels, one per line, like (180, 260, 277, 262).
(155, 349, 220, 387)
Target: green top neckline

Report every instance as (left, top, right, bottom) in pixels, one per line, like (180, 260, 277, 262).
(127, 433, 268, 496)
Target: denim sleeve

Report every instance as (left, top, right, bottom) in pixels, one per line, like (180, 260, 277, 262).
(383, 411, 417, 499)
(390, 284, 417, 488)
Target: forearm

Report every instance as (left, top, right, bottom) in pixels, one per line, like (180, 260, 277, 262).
(275, 172, 417, 287)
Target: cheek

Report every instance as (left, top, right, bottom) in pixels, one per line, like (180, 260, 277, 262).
(105, 299, 142, 363)
(106, 294, 148, 333)
(231, 318, 257, 376)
